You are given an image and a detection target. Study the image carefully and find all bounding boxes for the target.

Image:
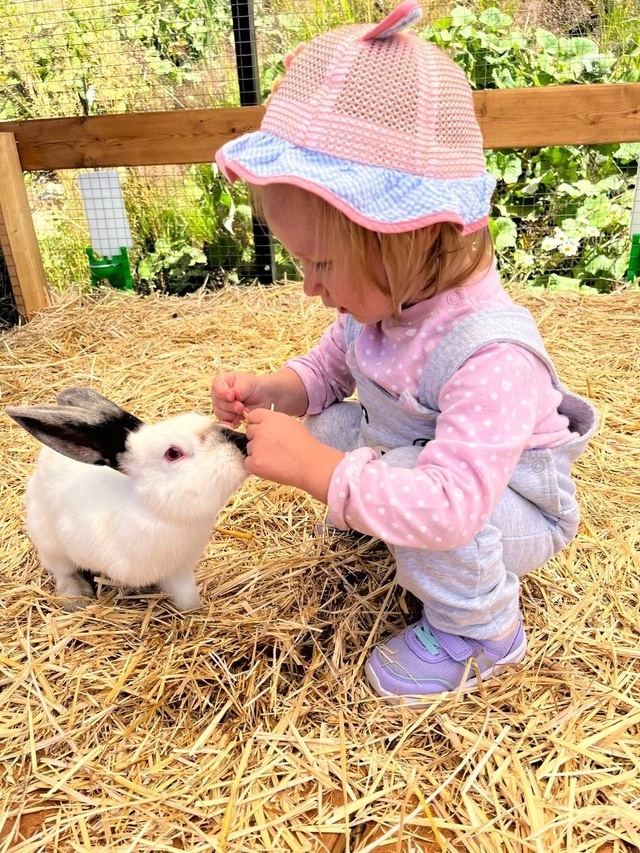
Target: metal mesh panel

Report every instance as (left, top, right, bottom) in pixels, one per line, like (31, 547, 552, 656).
(28, 165, 256, 294)
(0, 0, 240, 117)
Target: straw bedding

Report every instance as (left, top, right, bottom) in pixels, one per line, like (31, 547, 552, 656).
(0, 282, 638, 852)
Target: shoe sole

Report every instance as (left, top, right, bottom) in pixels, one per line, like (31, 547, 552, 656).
(365, 636, 528, 709)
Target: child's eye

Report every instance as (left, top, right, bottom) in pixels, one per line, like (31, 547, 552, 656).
(314, 261, 330, 270)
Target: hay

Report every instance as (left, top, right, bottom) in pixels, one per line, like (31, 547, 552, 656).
(0, 282, 639, 852)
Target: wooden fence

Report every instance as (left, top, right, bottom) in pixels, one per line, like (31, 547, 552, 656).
(1, 82, 639, 320)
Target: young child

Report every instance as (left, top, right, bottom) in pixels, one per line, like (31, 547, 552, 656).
(211, 0, 598, 706)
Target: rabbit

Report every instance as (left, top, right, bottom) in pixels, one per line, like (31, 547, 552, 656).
(6, 387, 248, 612)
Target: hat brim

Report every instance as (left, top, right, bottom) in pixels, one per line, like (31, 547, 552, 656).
(216, 131, 495, 236)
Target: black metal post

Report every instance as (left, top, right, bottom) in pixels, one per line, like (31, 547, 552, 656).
(230, 0, 276, 284)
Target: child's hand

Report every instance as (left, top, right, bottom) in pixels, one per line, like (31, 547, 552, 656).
(212, 367, 311, 426)
(244, 409, 344, 503)
(211, 371, 270, 427)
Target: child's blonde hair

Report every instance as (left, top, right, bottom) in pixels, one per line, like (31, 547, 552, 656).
(251, 183, 494, 313)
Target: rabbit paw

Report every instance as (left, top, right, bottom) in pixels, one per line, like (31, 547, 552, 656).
(159, 571, 202, 611)
(55, 571, 96, 611)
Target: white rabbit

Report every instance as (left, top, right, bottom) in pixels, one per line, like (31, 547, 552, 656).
(6, 387, 248, 611)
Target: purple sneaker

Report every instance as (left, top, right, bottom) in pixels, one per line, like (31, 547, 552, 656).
(365, 615, 527, 707)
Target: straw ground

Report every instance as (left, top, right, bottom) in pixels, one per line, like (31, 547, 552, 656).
(1, 282, 639, 852)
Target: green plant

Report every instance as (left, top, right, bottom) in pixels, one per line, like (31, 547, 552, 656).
(122, 0, 230, 66)
(422, 5, 640, 88)
(28, 171, 94, 290)
(487, 143, 639, 291)
(258, 3, 640, 293)
(124, 164, 257, 294)
(0, 0, 237, 120)
(137, 239, 208, 292)
(7, 0, 640, 295)
(420, 7, 640, 292)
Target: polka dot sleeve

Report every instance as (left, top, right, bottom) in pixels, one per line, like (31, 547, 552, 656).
(327, 343, 542, 550)
(286, 315, 356, 414)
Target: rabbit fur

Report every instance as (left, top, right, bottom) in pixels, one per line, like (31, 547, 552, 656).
(6, 387, 248, 611)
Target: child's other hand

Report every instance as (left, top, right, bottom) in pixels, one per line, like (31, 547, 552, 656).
(244, 409, 344, 503)
(211, 371, 269, 427)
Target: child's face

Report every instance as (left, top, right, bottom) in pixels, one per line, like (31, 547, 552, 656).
(262, 187, 394, 325)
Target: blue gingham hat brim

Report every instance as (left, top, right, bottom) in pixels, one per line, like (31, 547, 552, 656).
(216, 131, 496, 235)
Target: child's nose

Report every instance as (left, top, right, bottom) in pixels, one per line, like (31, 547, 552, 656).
(302, 265, 324, 297)
(303, 278, 320, 297)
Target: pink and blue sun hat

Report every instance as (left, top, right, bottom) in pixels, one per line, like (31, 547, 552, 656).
(215, 0, 495, 235)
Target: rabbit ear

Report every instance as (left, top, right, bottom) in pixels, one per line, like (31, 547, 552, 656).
(6, 388, 143, 469)
(55, 386, 126, 414)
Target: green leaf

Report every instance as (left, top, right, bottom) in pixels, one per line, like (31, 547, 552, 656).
(451, 7, 476, 27)
(488, 151, 523, 183)
(563, 37, 599, 58)
(478, 8, 512, 29)
(613, 254, 629, 279)
(491, 216, 518, 251)
(557, 182, 584, 198)
(535, 29, 558, 53)
(497, 33, 527, 52)
(502, 154, 522, 184)
(614, 143, 640, 163)
(547, 274, 583, 291)
(584, 254, 614, 275)
(137, 255, 155, 280)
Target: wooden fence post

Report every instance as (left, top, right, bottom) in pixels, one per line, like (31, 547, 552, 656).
(0, 132, 50, 321)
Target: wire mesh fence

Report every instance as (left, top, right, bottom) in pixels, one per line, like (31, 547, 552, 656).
(1, 0, 637, 120)
(0, 218, 20, 327)
(1, 0, 639, 321)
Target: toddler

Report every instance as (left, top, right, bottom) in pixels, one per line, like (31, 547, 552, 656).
(211, 0, 598, 706)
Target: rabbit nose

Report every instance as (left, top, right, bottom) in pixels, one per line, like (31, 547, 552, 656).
(220, 427, 248, 456)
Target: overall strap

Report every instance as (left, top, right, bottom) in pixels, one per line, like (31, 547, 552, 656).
(417, 306, 560, 411)
(343, 314, 363, 348)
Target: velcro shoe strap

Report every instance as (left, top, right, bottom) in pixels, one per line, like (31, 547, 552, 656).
(431, 627, 474, 662)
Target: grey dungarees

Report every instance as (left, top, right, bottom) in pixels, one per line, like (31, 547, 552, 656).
(306, 306, 598, 639)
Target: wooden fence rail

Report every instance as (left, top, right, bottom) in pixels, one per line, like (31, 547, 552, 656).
(2, 84, 640, 171)
(1, 82, 640, 319)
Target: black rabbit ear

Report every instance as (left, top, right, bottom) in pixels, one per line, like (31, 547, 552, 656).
(6, 388, 143, 469)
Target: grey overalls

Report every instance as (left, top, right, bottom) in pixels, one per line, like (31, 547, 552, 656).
(306, 305, 599, 639)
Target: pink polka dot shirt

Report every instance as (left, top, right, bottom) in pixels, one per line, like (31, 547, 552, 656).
(288, 264, 573, 550)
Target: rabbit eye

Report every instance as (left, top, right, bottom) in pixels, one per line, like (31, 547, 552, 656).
(164, 446, 184, 462)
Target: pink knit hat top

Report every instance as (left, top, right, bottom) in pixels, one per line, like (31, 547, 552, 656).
(216, 0, 495, 234)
